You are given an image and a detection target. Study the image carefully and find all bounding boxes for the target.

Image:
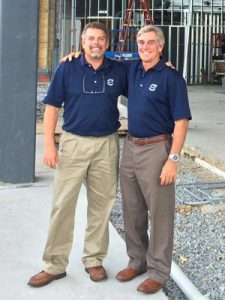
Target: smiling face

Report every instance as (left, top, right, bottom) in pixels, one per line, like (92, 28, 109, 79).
(82, 28, 109, 61)
(137, 31, 164, 65)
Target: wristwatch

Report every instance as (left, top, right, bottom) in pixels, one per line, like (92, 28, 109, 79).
(168, 153, 180, 162)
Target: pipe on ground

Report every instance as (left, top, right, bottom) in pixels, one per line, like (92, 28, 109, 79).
(171, 261, 209, 300)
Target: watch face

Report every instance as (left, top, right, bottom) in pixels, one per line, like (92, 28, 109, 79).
(173, 154, 179, 161)
(169, 153, 180, 161)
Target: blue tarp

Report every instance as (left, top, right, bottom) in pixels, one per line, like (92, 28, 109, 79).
(106, 51, 139, 60)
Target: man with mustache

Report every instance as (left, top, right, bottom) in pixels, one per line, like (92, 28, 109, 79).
(28, 22, 127, 287)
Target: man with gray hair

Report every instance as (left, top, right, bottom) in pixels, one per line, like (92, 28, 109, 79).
(116, 25, 191, 294)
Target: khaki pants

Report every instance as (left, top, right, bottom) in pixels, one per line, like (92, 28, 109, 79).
(43, 132, 119, 274)
(120, 137, 175, 285)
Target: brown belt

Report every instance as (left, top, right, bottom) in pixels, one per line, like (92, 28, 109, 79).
(128, 134, 170, 145)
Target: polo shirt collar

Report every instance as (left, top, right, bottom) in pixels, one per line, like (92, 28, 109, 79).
(79, 53, 88, 66)
(139, 56, 167, 72)
(79, 53, 113, 74)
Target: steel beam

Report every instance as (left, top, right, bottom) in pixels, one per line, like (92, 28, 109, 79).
(0, 0, 38, 183)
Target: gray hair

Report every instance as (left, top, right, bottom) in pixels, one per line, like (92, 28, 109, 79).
(137, 25, 165, 46)
(81, 22, 109, 41)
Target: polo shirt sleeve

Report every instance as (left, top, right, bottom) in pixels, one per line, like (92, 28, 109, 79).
(167, 71, 192, 121)
(43, 63, 65, 108)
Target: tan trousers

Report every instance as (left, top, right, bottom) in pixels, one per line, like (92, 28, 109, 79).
(120, 137, 175, 285)
(43, 132, 119, 274)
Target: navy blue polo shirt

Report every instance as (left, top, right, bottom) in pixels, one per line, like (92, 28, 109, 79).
(127, 58, 192, 138)
(43, 54, 128, 136)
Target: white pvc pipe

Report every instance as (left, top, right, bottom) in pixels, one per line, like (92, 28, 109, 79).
(195, 158, 225, 179)
(171, 261, 209, 300)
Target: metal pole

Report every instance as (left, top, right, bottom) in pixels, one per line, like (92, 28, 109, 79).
(168, 26, 171, 61)
(71, 0, 75, 50)
(61, 0, 66, 56)
(183, 0, 193, 81)
(176, 27, 180, 70)
(0, 0, 38, 183)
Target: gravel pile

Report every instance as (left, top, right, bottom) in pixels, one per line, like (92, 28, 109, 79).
(110, 138, 225, 300)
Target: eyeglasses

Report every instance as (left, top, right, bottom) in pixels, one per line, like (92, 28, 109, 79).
(83, 73, 105, 94)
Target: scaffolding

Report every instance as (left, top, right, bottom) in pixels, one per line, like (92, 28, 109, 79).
(58, 0, 225, 84)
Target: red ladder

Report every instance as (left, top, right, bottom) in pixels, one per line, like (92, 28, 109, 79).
(114, 0, 153, 61)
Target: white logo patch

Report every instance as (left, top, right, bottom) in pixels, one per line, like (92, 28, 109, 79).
(107, 79, 114, 86)
(149, 84, 158, 92)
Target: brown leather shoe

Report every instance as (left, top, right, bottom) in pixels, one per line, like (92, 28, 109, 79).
(137, 278, 164, 294)
(28, 271, 66, 287)
(116, 267, 147, 282)
(85, 266, 107, 282)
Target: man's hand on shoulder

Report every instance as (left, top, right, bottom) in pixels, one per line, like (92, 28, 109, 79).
(165, 61, 175, 69)
(60, 51, 82, 63)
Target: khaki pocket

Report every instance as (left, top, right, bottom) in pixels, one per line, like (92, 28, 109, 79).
(59, 132, 78, 159)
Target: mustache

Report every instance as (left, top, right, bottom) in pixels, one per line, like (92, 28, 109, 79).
(90, 46, 102, 50)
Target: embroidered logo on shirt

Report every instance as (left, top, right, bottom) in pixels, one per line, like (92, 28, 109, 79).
(149, 84, 158, 91)
(107, 79, 114, 86)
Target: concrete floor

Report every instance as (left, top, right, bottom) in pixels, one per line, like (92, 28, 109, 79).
(185, 84, 225, 170)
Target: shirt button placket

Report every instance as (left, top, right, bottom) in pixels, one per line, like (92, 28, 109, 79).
(93, 73, 98, 93)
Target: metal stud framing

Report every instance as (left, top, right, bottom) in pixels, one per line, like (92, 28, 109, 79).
(60, 0, 225, 84)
